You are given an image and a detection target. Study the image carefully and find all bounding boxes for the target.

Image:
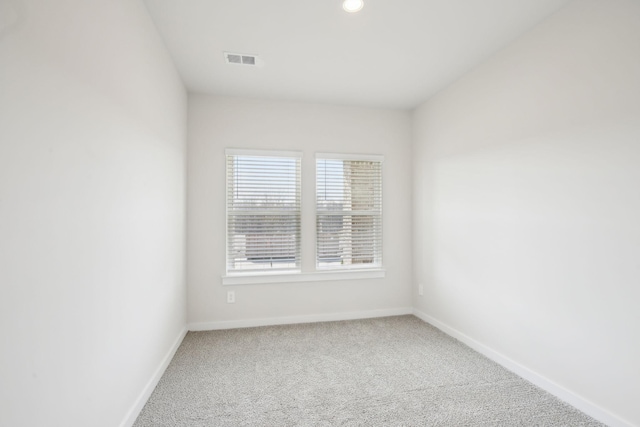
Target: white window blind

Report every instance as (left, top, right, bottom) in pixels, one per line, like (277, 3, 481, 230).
(226, 150, 301, 273)
(316, 154, 383, 269)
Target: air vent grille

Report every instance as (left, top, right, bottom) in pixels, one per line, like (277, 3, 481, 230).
(224, 52, 258, 66)
(241, 55, 255, 65)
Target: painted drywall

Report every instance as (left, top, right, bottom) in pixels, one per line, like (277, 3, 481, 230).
(187, 95, 412, 325)
(412, 0, 640, 425)
(0, 1, 187, 427)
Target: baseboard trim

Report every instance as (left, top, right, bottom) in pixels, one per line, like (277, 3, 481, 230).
(119, 326, 188, 427)
(412, 309, 634, 427)
(188, 307, 413, 331)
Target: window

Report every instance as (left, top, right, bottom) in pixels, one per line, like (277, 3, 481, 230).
(226, 149, 302, 273)
(316, 153, 383, 270)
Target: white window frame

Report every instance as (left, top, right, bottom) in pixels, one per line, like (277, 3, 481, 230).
(315, 153, 384, 271)
(225, 148, 302, 275)
(221, 150, 386, 286)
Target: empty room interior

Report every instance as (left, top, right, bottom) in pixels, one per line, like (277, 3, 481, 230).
(1, 0, 639, 426)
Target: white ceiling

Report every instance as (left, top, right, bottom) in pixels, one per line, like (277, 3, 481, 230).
(144, 0, 570, 109)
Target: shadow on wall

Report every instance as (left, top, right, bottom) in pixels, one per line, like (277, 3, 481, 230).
(0, 0, 27, 41)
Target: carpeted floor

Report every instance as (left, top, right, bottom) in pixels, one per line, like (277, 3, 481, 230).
(134, 315, 604, 426)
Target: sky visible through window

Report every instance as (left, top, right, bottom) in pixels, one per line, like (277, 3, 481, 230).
(317, 159, 345, 208)
(231, 156, 299, 210)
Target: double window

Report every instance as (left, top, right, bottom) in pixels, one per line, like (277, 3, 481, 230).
(226, 149, 382, 275)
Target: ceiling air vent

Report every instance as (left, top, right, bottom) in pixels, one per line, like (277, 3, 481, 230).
(224, 52, 258, 66)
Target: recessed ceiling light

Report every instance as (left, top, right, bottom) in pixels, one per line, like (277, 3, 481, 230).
(343, 0, 364, 13)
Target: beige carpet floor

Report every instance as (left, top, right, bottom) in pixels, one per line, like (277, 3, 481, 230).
(134, 315, 604, 426)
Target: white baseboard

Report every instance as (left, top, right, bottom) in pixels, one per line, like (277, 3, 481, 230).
(188, 307, 413, 331)
(119, 326, 188, 427)
(412, 309, 635, 427)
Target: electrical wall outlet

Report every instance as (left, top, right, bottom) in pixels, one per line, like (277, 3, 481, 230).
(227, 290, 235, 304)
(418, 284, 424, 296)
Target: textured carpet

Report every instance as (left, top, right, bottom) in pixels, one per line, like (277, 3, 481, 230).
(134, 315, 604, 426)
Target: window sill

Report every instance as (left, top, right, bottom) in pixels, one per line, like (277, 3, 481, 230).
(222, 269, 385, 286)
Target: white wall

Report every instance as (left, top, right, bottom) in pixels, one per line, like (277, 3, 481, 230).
(188, 95, 412, 326)
(412, 0, 640, 425)
(0, 1, 187, 426)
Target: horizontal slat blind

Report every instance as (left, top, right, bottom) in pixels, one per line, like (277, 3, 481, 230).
(227, 153, 301, 272)
(316, 157, 382, 269)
